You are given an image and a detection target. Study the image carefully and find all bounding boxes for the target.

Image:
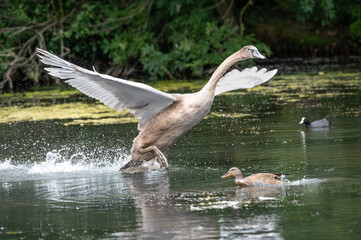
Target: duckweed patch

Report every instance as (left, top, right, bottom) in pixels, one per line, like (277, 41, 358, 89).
(206, 112, 253, 119)
(206, 71, 361, 101)
(0, 102, 136, 125)
(149, 79, 206, 93)
(0, 71, 360, 125)
(246, 71, 361, 102)
(0, 88, 80, 102)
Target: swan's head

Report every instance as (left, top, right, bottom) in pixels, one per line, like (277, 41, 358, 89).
(239, 45, 266, 60)
(221, 167, 243, 179)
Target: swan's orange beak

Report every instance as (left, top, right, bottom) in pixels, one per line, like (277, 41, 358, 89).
(221, 173, 231, 178)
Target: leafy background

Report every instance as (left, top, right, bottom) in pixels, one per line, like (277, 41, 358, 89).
(0, 0, 360, 92)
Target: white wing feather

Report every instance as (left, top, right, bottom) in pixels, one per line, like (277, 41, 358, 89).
(36, 48, 176, 131)
(215, 67, 277, 96)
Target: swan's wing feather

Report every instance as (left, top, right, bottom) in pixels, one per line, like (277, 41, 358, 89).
(36, 48, 176, 130)
(215, 67, 278, 95)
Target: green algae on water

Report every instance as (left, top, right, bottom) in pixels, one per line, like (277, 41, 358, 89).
(0, 71, 360, 125)
(0, 102, 136, 125)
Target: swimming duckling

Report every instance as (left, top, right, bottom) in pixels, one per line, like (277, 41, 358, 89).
(221, 167, 286, 187)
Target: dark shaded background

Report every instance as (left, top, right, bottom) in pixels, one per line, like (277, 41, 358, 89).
(0, 0, 360, 92)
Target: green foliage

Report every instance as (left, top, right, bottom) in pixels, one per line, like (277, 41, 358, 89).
(274, 0, 336, 26)
(0, 0, 271, 91)
(296, 0, 336, 26)
(140, 8, 269, 80)
(349, 4, 361, 41)
(0, 0, 359, 92)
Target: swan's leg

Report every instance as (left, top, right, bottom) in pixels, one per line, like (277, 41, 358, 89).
(156, 148, 168, 168)
(138, 146, 168, 169)
(138, 146, 169, 169)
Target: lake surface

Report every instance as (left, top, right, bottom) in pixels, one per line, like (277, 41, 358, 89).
(1, 71, 361, 239)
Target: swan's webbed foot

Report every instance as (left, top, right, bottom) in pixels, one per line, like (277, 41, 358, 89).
(119, 146, 169, 171)
(119, 156, 143, 171)
(138, 146, 169, 170)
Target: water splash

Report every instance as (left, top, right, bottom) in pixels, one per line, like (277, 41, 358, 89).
(288, 177, 323, 185)
(0, 148, 129, 182)
(0, 159, 17, 171)
(190, 200, 241, 211)
(28, 151, 93, 174)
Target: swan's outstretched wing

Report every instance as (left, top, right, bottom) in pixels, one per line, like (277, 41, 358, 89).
(215, 67, 277, 96)
(36, 48, 176, 131)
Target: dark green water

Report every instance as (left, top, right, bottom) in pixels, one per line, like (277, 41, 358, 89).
(1, 72, 361, 239)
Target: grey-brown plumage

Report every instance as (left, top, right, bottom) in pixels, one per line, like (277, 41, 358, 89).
(36, 46, 277, 170)
(222, 167, 286, 187)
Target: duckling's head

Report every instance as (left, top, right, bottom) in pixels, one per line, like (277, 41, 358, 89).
(221, 167, 244, 179)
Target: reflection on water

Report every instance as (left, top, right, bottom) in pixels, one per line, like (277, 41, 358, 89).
(220, 214, 282, 239)
(235, 185, 286, 201)
(1, 72, 361, 239)
(0, 145, 334, 239)
(117, 172, 220, 239)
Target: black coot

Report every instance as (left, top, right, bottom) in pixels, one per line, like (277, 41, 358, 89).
(299, 117, 332, 128)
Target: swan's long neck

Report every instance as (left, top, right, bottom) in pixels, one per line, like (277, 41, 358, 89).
(201, 51, 247, 94)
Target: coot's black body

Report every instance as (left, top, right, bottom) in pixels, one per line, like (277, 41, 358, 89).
(299, 117, 332, 128)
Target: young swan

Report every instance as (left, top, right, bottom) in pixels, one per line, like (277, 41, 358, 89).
(36, 45, 277, 170)
(221, 167, 286, 187)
